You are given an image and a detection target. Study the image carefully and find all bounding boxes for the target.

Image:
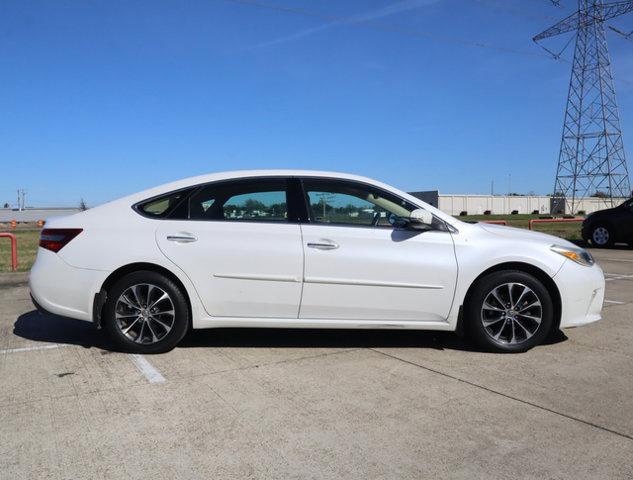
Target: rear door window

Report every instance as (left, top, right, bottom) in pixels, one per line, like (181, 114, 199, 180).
(135, 178, 306, 222)
(185, 178, 292, 222)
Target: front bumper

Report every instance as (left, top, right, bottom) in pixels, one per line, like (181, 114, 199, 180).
(554, 259, 605, 328)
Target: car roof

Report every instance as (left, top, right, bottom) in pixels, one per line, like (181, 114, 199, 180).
(122, 170, 397, 203)
(147, 169, 383, 191)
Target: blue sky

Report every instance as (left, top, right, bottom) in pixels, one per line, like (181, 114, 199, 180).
(2, 0, 633, 207)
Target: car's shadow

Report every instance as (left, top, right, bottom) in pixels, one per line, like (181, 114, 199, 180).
(14, 310, 118, 351)
(14, 310, 568, 353)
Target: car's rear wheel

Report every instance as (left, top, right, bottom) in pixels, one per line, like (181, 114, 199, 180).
(590, 224, 613, 248)
(466, 270, 554, 353)
(103, 271, 189, 353)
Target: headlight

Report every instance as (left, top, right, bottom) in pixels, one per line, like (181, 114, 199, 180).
(550, 245, 595, 266)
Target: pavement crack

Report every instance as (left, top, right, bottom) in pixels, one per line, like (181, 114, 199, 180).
(369, 347, 633, 442)
(179, 347, 364, 382)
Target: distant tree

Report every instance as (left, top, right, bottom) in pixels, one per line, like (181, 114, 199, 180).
(270, 203, 287, 217)
(79, 198, 88, 211)
(243, 198, 265, 214)
(591, 191, 608, 198)
(3, 203, 8, 209)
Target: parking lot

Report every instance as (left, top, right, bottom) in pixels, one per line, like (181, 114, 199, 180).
(1, 248, 632, 479)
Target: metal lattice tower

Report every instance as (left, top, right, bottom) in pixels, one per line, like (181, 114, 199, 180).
(534, 0, 633, 213)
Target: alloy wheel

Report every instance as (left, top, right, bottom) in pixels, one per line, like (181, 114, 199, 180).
(480, 282, 543, 345)
(592, 227, 609, 246)
(114, 283, 175, 344)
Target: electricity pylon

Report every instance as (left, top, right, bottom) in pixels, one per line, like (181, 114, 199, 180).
(534, 0, 633, 213)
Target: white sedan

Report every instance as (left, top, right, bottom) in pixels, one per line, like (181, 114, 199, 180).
(29, 170, 604, 353)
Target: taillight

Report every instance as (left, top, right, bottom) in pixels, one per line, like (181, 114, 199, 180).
(39, 229, 83, 253)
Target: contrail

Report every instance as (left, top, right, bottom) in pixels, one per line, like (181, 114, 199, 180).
(246, 0, 442, 50)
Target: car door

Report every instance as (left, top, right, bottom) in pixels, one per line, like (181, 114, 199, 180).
(153, 177, 304, 318)
(298, 178, 458, 322)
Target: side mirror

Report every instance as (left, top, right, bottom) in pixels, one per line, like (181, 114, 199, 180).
(408, 208, 433, 230)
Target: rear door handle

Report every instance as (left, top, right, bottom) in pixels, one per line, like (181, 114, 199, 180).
(166, 234, 197, 243)
(307, 240, 339, 250)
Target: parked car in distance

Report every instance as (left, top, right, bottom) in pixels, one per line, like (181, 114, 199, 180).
(30, 170, 605, 354)
(582, 198, 633, 247)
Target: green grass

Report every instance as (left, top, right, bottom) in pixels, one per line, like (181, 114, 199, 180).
(0, 228, 40, 272)
(0, 215, 585, 273)
(457, 214, 584, 241)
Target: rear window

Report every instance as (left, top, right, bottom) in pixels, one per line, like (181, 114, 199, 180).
(136, 188, 192, 218)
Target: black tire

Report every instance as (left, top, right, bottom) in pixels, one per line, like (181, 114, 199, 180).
(589, 224, 614, 248)
(103, 270, 189, 354)
(466, 270, 554, 353)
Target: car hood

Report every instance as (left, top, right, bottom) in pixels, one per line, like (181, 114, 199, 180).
(586, 206, 619, 218)
(476, 223, 577, 248)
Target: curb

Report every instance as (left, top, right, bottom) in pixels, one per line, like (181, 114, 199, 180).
(0, 272, 29, 287)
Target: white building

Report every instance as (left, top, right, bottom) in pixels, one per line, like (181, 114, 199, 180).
(409, 191, 627, 216)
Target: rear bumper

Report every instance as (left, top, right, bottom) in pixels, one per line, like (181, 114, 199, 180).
(29, 248, 109, 322)
(30, 292, 51, 315)
(554, 259, 605, 328)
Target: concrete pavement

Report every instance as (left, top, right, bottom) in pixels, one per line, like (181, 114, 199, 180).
(1, 249, 632, 479)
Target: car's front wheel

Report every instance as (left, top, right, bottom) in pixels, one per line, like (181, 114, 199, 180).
(466, 270, 554, 353)
(103, 271, 189, 353)
(590, 224, 613, 248)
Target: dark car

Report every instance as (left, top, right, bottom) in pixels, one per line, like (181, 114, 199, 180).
(582, 198, 633, 247)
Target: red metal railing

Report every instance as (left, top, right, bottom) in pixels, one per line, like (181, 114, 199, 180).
(0, 233, 18, 272)
(528, 217, 584, 230)
(482, 220, 508, 225)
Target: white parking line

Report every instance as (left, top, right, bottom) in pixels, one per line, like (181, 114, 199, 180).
(604, 300, 626, 305)
(2, 345, 165, 384)
(129, 354, 165, 384)
(0, 343, 68, 354)
(604, 273, 633, 281)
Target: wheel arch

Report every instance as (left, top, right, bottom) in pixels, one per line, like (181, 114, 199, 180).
(588, 218, 617, 238)
(460, 262, 562, 331)
(94, 262, 193, 328)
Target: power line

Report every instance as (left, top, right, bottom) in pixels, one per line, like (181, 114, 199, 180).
(610, 24, 633, 39)
(474, 0, 560, 22)
(220, 0, 633, 87)
(220, 0, 551, 59)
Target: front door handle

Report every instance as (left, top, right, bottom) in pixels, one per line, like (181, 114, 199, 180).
(166, 234, 197, 243)
(307, 240, 339, 250)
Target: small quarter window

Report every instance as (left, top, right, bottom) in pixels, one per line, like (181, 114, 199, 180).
(137, 189, 192, 218)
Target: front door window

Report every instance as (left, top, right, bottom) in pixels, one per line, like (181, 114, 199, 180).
(302, 179, 417, 228)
